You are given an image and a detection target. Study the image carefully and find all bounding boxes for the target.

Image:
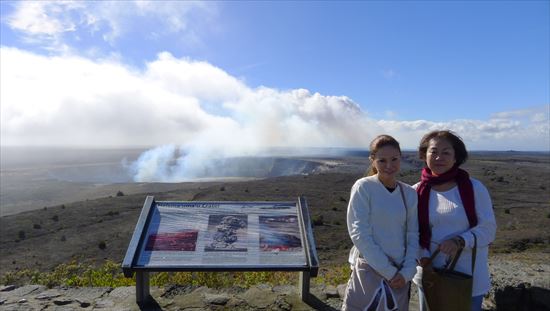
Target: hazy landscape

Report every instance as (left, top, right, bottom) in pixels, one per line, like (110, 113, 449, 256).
(1, 147, 549, 276)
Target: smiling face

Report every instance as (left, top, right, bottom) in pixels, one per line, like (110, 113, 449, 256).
(371, 145, 401, 184)
(425, 137, 457, 175)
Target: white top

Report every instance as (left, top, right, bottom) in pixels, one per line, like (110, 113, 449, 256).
(347, 175, 419, 281)
(414, 178, 497, 296)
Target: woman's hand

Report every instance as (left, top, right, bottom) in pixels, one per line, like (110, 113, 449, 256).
(389, 273, 406, 289)
(438, 237, 462, 256)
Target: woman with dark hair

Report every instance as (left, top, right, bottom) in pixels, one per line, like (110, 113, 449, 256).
(342, 135, 419, 311)
(413, 130, 497, 311)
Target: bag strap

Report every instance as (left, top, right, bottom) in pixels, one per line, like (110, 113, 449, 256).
(397, 183, 408, 229)
(398, 182, 408, 213)
(426, 232, 477, 274)
(447, 247, 463, 271)
(396, 182, 408, 268)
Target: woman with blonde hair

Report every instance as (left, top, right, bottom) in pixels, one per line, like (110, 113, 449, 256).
(342, 134, 419, 311)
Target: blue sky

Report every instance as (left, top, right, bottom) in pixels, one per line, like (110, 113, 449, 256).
(1, 1, 549, 151)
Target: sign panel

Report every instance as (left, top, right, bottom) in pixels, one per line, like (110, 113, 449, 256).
(123, 197, 318, 275)
(136, 201, 305, 267)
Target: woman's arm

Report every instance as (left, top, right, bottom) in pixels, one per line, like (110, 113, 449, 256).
(347, 180, 397, 280)
(458, 179, 497, 248)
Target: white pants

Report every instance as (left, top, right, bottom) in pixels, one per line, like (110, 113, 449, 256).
(342, 257, 410, 311)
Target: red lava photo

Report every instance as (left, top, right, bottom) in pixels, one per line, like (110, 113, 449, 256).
(145, 230, 199, 251)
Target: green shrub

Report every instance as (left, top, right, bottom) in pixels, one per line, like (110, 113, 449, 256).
(312, 215, 324, 226)
(314, 264, 351, 286)
(1, 261, 353, 289)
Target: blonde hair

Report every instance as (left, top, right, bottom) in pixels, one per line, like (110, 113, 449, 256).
(366, 135, 401, 176)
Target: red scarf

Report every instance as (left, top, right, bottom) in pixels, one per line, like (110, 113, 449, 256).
(417, 165, 477, 249)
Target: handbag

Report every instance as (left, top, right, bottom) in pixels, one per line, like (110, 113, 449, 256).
(421, 233, 477, 311)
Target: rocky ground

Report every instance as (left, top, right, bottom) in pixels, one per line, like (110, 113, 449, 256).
(1, 254, 549, 311)
(3, 283, 351, 311)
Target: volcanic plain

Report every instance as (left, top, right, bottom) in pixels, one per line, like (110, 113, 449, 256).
(1, 149, 549, 286)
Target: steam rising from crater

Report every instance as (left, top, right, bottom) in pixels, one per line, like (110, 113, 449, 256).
(129, 86, 377, 182)
(126, 54, 380, 182)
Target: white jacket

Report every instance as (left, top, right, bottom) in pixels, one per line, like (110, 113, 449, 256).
(347, 175, 419, 281)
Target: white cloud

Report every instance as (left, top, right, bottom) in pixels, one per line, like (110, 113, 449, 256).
(6, 2, 77, 36)
(0, 48, 236, 147)
(1, 47, 548, 180)
(377, 106, 549, 151)
(0, 47, 379, 149)
(3, 1, 215, 52)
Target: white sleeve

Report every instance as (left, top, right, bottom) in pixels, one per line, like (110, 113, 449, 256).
(347, 181, 397, 280)
(459, 179, 497, 248)
(400, 187, 420, 281)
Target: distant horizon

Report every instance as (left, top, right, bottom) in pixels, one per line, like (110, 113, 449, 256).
(1, 145, 549, 153)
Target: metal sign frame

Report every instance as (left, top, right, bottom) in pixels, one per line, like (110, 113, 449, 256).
(122, 196, 319, 304)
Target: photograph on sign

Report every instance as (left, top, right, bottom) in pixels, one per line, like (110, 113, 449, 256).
(259, 215, 302, 252)
(204, 214, 248, 252)
(145, 230, 199, 251)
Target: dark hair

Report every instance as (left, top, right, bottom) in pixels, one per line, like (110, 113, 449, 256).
(366, 134, 401, 176)
(418, 130, 468, 166)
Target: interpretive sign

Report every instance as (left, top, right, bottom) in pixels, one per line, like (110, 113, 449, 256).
(122, 196, 319, 304)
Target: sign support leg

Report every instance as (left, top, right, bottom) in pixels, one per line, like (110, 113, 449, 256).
(136, 271, 150, 304)
(299, 271, 311, 302)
